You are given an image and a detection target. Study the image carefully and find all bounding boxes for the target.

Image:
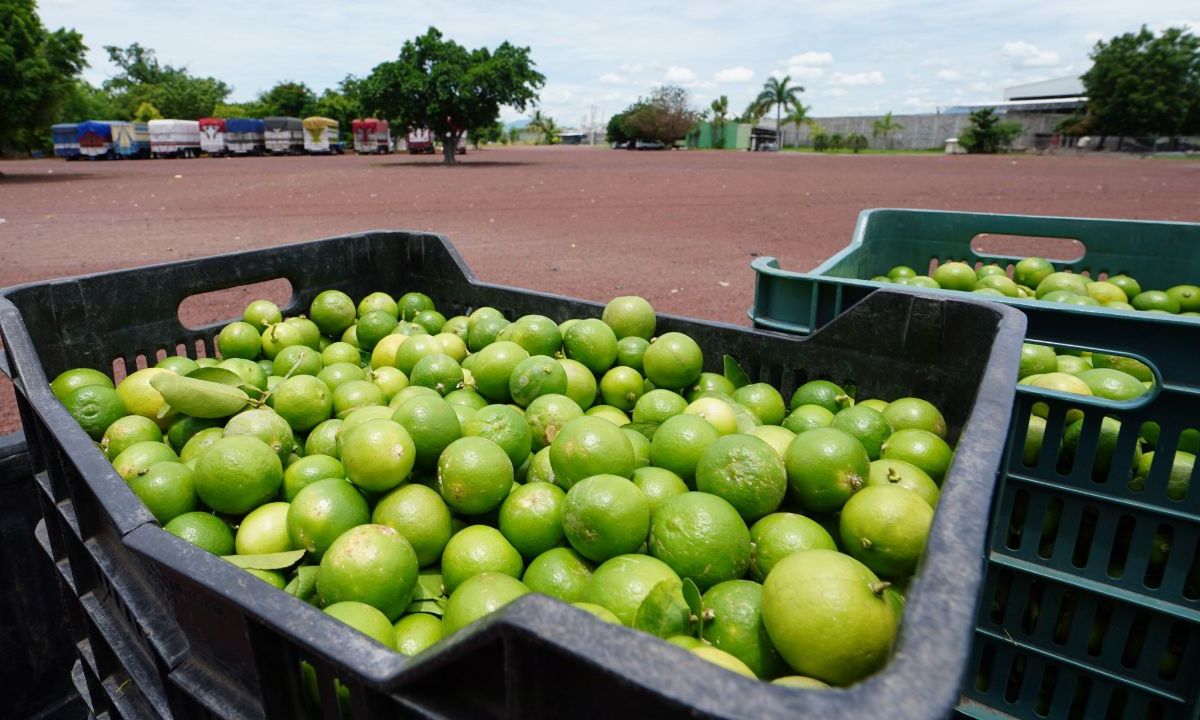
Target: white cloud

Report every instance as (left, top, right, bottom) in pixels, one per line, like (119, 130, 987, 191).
(664, 65, 698, 84)
(936, 70, 962, 81)
(823, 88, 848, 97)
(599, 73, 627, 85)
(1001, 41, 1061, 67)
(968, 81, 992, 93)
(831, 71, 885, 86)
(786, 51, 834, 66)
(714, 66, 754, 83)
(904, 96, 928, 108)
(1083, 31, 1105, 45)
(787, 65, 825, 80)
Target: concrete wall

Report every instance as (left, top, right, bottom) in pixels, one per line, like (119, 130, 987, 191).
(780, 112, 1066, 151)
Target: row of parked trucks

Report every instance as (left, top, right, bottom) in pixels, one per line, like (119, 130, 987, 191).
(50, 117, 460, 159)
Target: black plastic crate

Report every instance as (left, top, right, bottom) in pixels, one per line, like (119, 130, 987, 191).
(0, 231, 1025, 719)
(0, 432, 85, 719)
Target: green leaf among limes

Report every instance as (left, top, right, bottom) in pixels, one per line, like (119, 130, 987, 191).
(187, 367, 245, 386)
(723, 355, 750, 389)
(405, 572, 447, 616)
(224, 549, 306, 570)
(283, 565, 319, 603)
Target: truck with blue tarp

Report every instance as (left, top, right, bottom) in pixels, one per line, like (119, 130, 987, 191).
(76, 121, 113, 159)
(225, 118, 265, 155)
(51, 124, 80, 159)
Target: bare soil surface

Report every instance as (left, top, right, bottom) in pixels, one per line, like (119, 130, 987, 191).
(2, 147, 1198, 433)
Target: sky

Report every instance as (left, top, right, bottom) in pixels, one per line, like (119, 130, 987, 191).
(39, 0, 1199, 129)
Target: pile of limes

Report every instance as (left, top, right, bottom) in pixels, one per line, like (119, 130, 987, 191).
(51, 289, 960, 689)
(875, 257, 1200, 316)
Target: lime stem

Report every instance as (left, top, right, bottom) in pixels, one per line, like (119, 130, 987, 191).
(870, 581, 892, 596)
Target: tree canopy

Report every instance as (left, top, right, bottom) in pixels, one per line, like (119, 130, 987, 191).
(102, 42, 230, 120)
(362, 27, 544, 163)
(959, 108, 1022, 153)
(1082, 25, 1200, 138)
(0, 0, 87, 152)
(609, 85, 699, 146)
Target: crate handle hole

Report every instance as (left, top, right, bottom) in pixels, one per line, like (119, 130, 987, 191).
(177, 278, 294, 331)
(969, 234, 1086, 263)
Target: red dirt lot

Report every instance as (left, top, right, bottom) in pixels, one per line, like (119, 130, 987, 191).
(1, 147, 1198, 434)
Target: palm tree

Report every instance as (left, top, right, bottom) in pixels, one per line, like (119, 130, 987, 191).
(527, 109, 558, 145)
(754, 76, 805, 150)
(782, 103, 813, 148)
(709, 95, 729, 148)
(872, 112, 904, 150)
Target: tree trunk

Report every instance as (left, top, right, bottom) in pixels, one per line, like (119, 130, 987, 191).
(776, 106, 781, 150)
(442, 134, 456, 165)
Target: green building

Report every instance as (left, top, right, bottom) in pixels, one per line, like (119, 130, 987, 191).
(687, 121, 752, 150)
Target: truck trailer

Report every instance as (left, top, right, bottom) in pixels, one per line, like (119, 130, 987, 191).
(198, 118, 227, 156)
(352, 119, 391, 154)
(52, 123, 80, 159)
(225, 118, 265, 155)
(302, 117, 343, 154)
(111, 122, 151, 158)
(264, 117, 304, 154)
(149, 119, 201, 158)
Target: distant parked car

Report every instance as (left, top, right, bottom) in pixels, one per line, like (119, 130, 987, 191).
(633, 140, 665, 150)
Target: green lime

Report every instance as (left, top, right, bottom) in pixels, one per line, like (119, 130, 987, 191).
(867, 459, 940, 508)
(116, 368, 173, 429)
(193, 435, 283, 514)
(579, 554, 680, 626)
(789, 380, 852, 414)
(286, 315, 321, 347)
(782, 404, 835, 434)
(370, 366, 409, 400)
(223, 407, 294, 461)
(632, 579, 692, 638)
(761, 549, 899, 686)
(273, 344, 323, 377)
(462, 404, 532, 468)
(339, 419, 416, 492)
(332, 379, 387, 419)
(631, 466, 689, 515)
(602, 296, 656, 340)
(746, 425, 796, 458)
(772, 675, 831, 689)
(563, 319, 619, 374)
(524, 394, 584, 450)
(271, 375, 333, 432)
(372, 483, 453, 566)
(1106, 274, 1142, 299)
(574, 602, 622, 624)
(633, 389, 688, 425)
(441, 525, 524, 593)
(164, 512, 234, 555)
(234, 501, 294, 554)
(550, 416, 636, 489)
(648, 492, 751, 590)
(321, 342, 362, 367)
(509, 355, 568, 407)
(437, 436, 514, 515)
(287, 478, 371, 560)
(1090, 353, 1153, 382)
(840, 484, 933, 578)
(409, 354, 464, 397)
(624, 427, 651, 468)
(1013, 257, 1054, 289)
(880, 429, 953, 484)
(882, 397, 946, 438)
(649, 414, 720, 484)
(357, 291, 397, 318)
(396, 291, 435, 321)
(585, 405, 630, 426)
(522, 547, 593, 601)
(731, 383, 787, 426)
(599, 366, 645, 411)
(63, 384, 127, 440)
(526, 446, 557, 484)
(616, 336, 649, 372)
(1132, 290, 1180, 313)
(887, 265, 916, 280)
(1036, 271, 1088, 298)
(323, 601, 396, 649)
(695, 434, 787, 521)
(642, 332, 703, 390)
(318, 362, 367, 394)
(51, 367, 114, 403)
(308, 290, 357, 336)
(112, 440, 179, 481)
(467, 315, 510, 353)
(784, 427, 870, 513)
(559, 358, 598, 409)
(317, 524, 419, 621)
(470, 341, 528, 403)
(166, 415, 222, 453)
(931, 261, 978, 291)
(832, 405, 893, 460)
(499, 314, 562, 356)
(305, 419, 343, 458)
(701, 580, 789, 679)
(156, 355, 199, 375)
(243, 300, 283, 329)
(499, 482, 567, 558)
(562, 474, 650, 562)
(687, 372, 735, 402)
(393, 613, 442, 656)
(441, 572, 530, 636)
(260, 322, 306, 360)
(1075, 368, 1148, 401)
(217, 322, 262, 360)
(389, 394, 460, 469)
(283, 454, 344, 501)
(180, 427, 223, 466)
(412, 309, 446, 335)
(128, 461, 197, 524)
(748, 512, 836, 581)
(101, 415, 163, 461)
(1062, 416, 1141, 481)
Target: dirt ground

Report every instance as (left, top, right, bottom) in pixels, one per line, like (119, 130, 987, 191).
(1, 147, 1198, 433)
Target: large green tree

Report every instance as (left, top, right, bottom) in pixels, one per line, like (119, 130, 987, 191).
(103, 43, 230, 119)
(362, 27, 544, 164)
(257, 80, 316, 118)
(0, 0, 87, 153)
(753, 75, 804, 149)
(1083, 25, 1200, 141)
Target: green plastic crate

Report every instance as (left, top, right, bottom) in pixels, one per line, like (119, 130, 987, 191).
(751, 208, 1200, 335)
(748, 209, 1200, 720)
